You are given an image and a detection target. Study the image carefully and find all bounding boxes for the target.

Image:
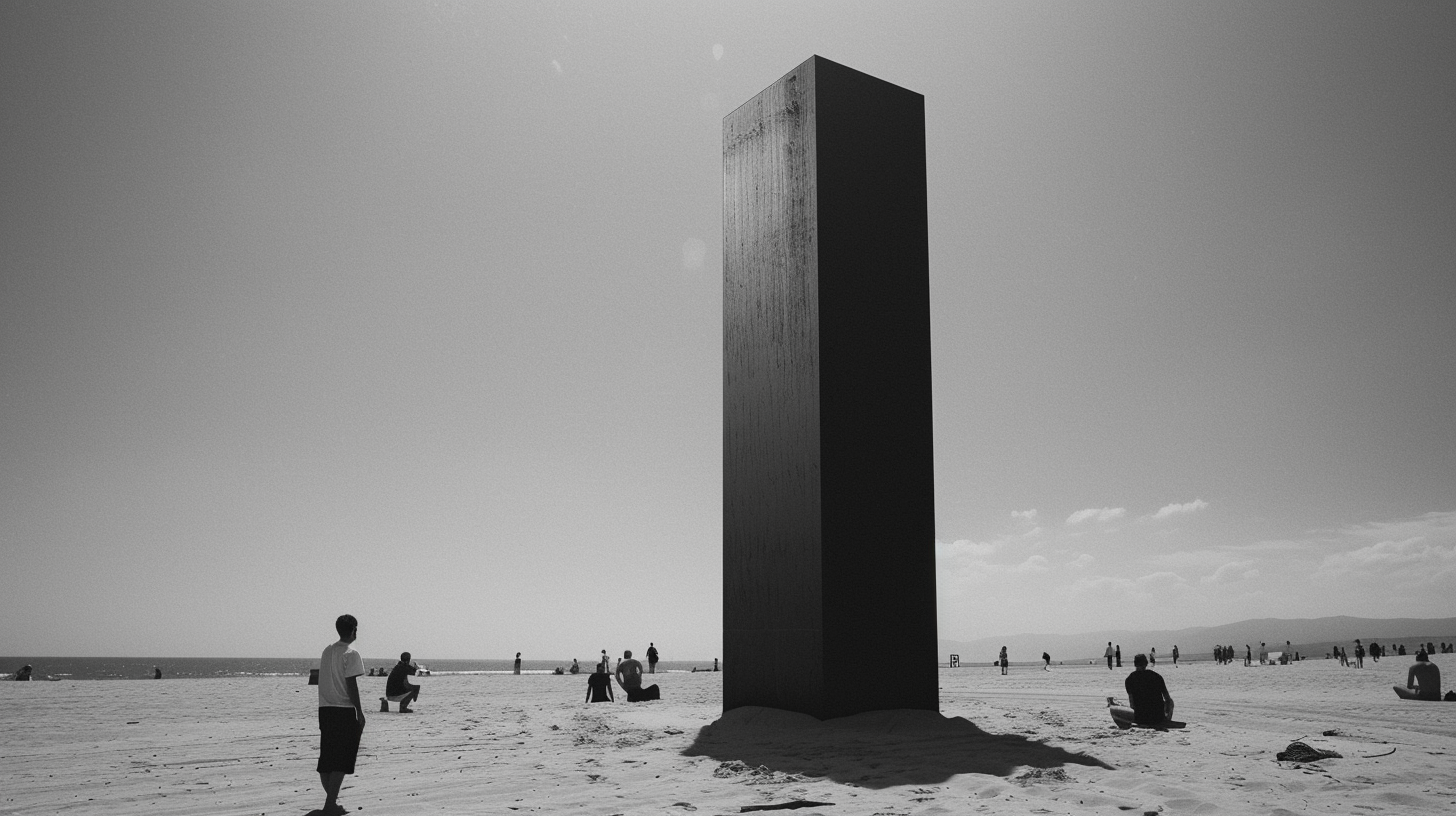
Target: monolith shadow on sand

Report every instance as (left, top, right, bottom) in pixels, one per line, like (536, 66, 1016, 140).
(683, 706, 1111, 788)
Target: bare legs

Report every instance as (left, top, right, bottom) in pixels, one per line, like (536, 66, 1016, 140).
(320, 771, 345, 813)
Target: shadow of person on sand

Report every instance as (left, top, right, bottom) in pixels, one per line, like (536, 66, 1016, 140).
(682, 706, 1112, 789)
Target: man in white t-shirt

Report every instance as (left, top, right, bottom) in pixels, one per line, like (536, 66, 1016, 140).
(317, 614, 365, 816)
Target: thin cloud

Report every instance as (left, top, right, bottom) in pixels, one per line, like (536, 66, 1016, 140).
(1200, 560, 1258, 585)
(1066, 553, 1094, 570)
(1067, 507, 1125, 525)
(1152, 499, 1208, 520)
(1011, 509, 1037, 520)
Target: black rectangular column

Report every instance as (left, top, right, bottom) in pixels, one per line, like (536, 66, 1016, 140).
(723, 55, 937, 719)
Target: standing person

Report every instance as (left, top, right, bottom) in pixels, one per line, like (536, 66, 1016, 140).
(998, 646, 1009, 675)
(386, 652, 421, 712)
(1245, 645, 1252, 667)
(513, 652, 522, 675)
(1171, 645, 1179, 666)
(317, 614, 365, 816)
(1042, 651, 1051, 670)
(646, 642, 659, 674)
(1354, 640, 1365, 668)
(1258, 642, 1268, 665)
(1109, 653, 1176, 729)
(1149, 647, 1157, 666)
(1115, 645, 1122, 668)
(585, 661, 614, 703)
(1105, 642, 1115, 670)
(1284, 641, 1293, 664)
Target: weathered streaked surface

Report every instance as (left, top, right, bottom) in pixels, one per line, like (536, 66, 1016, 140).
(723, 56, 937, 719)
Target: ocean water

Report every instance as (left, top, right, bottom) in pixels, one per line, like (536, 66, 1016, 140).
(0, 656, 717, 681)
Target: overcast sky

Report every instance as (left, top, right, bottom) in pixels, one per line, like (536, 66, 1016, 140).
(3, 2, 1453, 660)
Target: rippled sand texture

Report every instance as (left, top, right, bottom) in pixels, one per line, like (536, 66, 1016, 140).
(2, 656, 1453, 814)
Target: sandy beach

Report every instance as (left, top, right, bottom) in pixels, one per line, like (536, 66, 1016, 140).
(3, 656, 1453, 815)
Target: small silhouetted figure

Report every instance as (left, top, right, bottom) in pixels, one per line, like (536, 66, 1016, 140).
(569, 659, 580, 674)
(585, 662, 613, 703)
(1109, 653, 1175, 729)
(153, 666, 162, 679)
(514, 652, 522, 675)
(1354, 640, 1364, 669)
(1245, 645, 1252, 667)
(386, 652, 420, 712)
(14, 664, 33, 681)
(1105, 642, 1114, 670)
(1042, 652, 1051, 670)
(1149, 647, 1157, 666)
(615, 650, 660, 701)
(1171, 645, 1179, 666)
(1394, 651, 1441, 701)
(1115, 645, 1122, 668)
(647, 642, 659, 674)
(998, 646, 1008, 675)
(714, 658, 719, 671)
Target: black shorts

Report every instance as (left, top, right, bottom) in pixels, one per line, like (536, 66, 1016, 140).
(625, 684, 661, 702)
(318, 707, 364, 774)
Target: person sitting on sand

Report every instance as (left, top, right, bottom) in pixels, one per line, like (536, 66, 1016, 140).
(585, 662, 613, 703)
(569, 658, 580, 675)
(386, 652, 421, 712)
(1109, 653, 1175, 729)
(14, 664, 33, 681)
(614, 650, 660, 702)
(1394, 651, 1441, 701)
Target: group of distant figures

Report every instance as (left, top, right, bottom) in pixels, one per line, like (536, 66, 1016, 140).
(1101, 643, 1180, 669)
(309, 615, 696, 814)
(1209, 641, 1302, 665)
(6, 663, 162, 681)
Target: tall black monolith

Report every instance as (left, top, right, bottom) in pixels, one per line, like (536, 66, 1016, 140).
(723, 56, 937, 719)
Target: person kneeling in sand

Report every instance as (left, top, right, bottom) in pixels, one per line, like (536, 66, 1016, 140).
(1109, 653, 1175, 729)
(386, 652, 421, 712)
(1394, 651, 1441, 701)
(585, 662, 614, 703)
(615, 650, 660, 702)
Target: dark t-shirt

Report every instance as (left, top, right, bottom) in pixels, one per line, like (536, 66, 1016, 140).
(386, 662, 417, 696)
(587, 672, 612, 702)
(1124, 669, 1169, 725)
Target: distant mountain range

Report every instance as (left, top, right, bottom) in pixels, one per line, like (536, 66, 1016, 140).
(939, 615, 1456, 664)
